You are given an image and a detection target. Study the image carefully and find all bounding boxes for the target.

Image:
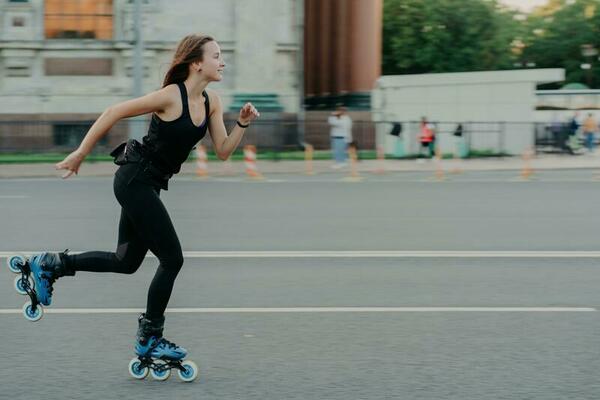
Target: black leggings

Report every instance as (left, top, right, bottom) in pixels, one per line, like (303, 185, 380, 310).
(65, 173, 183, 320)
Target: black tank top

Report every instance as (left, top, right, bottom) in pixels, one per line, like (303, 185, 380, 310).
(132, 82, 210, 190)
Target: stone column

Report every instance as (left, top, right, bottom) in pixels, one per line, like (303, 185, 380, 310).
(348, 0, 382, 92)
(318, 0, 333, 97)
(229, 0, 283, 112)
(304, 0, 382, 110)
(304, 0, 319, 96)
(234, 0, 276, 92)
(333, 0, 350, 95)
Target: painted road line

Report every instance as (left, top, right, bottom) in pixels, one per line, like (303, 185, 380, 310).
(0, 307, 596, 315)
(4, 251, 600, 258)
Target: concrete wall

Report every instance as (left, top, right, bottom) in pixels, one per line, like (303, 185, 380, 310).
(535, 89, 600, 124)
(0, 0, 301, 115)
(373, 69, 565, 155)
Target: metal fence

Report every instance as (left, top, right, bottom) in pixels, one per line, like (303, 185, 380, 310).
(0, 117, 304, 155)
(533, 121, 592, 153)
(0, 118, 590, 156)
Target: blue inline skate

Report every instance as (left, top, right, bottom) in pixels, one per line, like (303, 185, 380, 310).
(7, 250, 74, 322)
(128, 313, 198, 382)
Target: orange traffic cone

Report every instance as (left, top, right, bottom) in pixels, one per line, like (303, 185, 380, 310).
(372, 146, 386, 174)
(195, 145, 208, 178)
(434, 147, 445, 181)
(520, 148, 534, 180)
(342, 145, 363, 182)
(450, 146, 463, 174)
(244, 145, 263, 179)
(220, 158, 235, 176)
(305, 144, 315, 176)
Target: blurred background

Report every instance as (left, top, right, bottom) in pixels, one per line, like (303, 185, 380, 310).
(2, 2, 600, 397)
(0, 0, 598, 163)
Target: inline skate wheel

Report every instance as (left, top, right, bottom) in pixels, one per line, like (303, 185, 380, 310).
(150, 360, 171, 381)
(14, 275, 32, 295)
(178, 360, 199, 382)
(22, 301, 43, 322)
(8, 255, 26, 274)
(128, 358, 149, 380)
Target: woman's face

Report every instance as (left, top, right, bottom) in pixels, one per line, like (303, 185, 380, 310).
(199, 41, 225, 82)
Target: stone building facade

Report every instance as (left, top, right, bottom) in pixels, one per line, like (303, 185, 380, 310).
(0, 0, 300, 117)
(0, 0, 383, 152)
(0, 0, 302, 151)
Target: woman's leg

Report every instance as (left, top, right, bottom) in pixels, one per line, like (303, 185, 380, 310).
(113, 179, 184, 320)
(332, 138, 340, 163)
(31, 177, 149, 307)
(64, 175, 150, 274)
(65, 207, 148, 274)
(334, 138, 346, 163)
(585, 132, 594, 152)
(108, 177, 188, 359)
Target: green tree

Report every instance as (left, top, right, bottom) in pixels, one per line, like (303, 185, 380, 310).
(383, 0, 521, 75)
(521, 0, 600, 88)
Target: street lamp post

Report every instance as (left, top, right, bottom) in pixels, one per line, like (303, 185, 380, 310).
(295, 0, 306, 149)
(130, 0, 144, 140)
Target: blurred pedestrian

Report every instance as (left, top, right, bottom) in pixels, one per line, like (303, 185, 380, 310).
(389, 121, 405, 158)
(419, 117, 435, 159)
(563, 112, 580, 154)
(582, 113, 598, 153)
(568, 112, 580, 136)
(550, 113, 564, 152)
(568, 112, 581, 152)
(389, 121, 403, 137)
(453, 123, 468, 158)
(26, 34, 260, 365)
(328, 106, 353, 168)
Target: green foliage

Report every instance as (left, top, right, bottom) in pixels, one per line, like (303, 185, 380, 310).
(383, 0, 521, 74)
(521, 0, 600, 88)
(383, 0, 600, 88)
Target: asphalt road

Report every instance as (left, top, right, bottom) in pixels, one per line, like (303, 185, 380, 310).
(1, 170, 600, 251)
(1, 170, 599, 399)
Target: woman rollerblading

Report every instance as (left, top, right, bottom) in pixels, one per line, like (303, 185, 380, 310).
(8, 34, 259, 382)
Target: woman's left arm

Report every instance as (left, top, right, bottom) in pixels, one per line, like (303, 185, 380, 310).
(207, 90, 260, 160)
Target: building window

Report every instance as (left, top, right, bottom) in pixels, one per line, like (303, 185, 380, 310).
(45, 0, 113, 39)
(53, 122, 108, 147)
(53, 122, 92, 147)
(45, 58, 113, 76)
(12, 17, 26, 27)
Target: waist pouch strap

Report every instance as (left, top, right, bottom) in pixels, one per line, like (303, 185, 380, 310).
(111, 140, 172, 180)
(141, 159, 173, 181)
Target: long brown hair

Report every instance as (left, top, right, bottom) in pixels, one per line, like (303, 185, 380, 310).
(162, 34, 214, 87)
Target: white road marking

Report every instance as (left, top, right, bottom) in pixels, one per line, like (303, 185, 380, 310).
(3, 177, 600, 184)
(3, 251, 600, 258)
(0, 307, 595, 315)
(0, 195, 29, 199)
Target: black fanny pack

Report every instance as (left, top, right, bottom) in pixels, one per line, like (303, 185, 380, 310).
(110, 139, 172, 181)
(110, 139, 144, 166)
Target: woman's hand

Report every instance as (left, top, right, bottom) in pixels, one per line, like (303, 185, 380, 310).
(238, 102, 260, 125)
(55, 149, 86, 179)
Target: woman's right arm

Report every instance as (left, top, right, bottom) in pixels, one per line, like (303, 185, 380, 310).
(56, 86, 176, 178)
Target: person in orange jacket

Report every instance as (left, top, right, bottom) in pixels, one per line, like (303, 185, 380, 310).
(419, 116, 436, 158)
